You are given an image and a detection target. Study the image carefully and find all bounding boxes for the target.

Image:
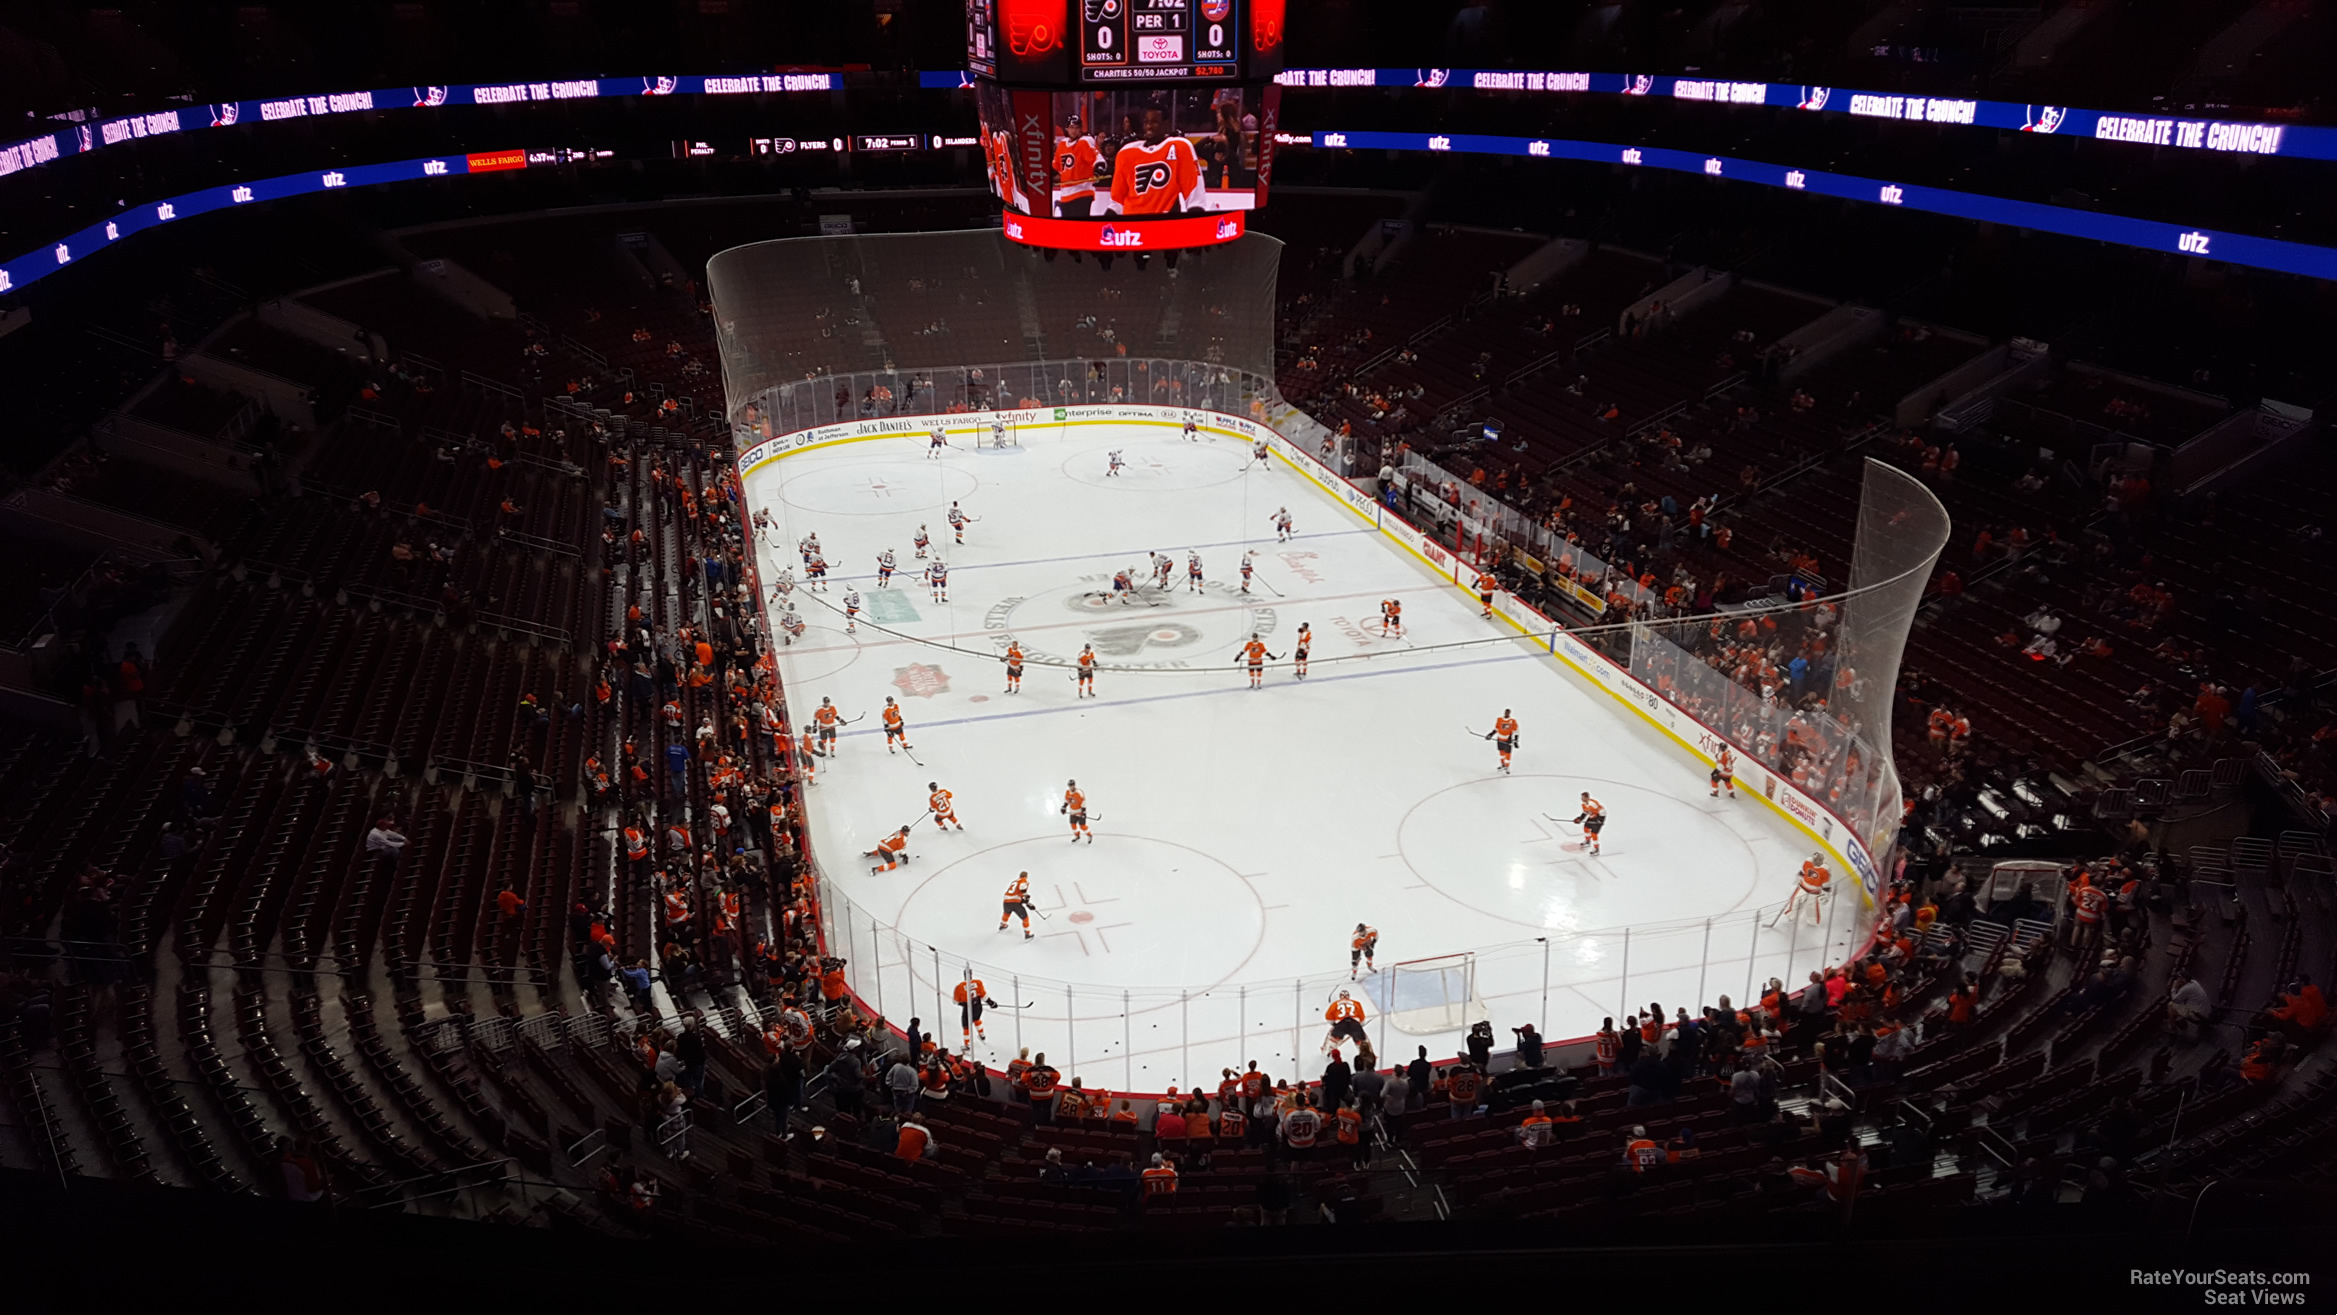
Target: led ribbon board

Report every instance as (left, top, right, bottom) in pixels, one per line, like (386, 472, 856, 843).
(1307, 129, 2337, 280)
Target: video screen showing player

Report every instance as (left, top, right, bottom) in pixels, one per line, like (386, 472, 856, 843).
(980, 83, 1264, 220)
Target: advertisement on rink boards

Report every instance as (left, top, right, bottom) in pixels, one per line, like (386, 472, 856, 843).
(737, 399, 1271, 477)
(735, 397, 1887, 904)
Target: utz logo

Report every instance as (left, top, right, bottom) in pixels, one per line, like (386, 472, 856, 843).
(1797, 87, 1829, 112)
(413, 86, 449, 107)
(211, 102, 241, 127)
(1004, 218, 1025, 240)
(1097, 224, 1144, 248)
(1215, 217, 1238, 240)
(891, 663, 951, 699)
(2021, 104, 2065, 134)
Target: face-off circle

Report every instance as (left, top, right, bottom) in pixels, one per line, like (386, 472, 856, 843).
(982, 578, 1275, 669)
(1059, 440, 1250, 492)
(1397, 776, 1761, 933)
(776, 459, 981, 518)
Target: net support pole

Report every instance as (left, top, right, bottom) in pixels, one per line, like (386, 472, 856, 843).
(1067, 984, 1076, 1079)
(1696, 918, 1712, 1013)
(1013, 974, 1022, 1055)
(931, 945, 943, 1042)
(1538, 938, 1551, 1034)
(1823, 858, 1845, 970)
(1291, 979, 1301, 1086)
(1784, 907, 1799, 992)
(1125, 990, 1132, 1091)
(1745, 908, 1760, 1003)
(1181, 990, 1189, 1092)
(1239, 985, 1247, 1066)
(1618, 927, 1630, 1026)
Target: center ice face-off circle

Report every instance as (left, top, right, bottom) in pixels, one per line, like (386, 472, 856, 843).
(1398, 776, 1762, 932)
(776, 458, 981, 518)
(1060, 439, 1251, 491)
(894, 836, 1265, 996)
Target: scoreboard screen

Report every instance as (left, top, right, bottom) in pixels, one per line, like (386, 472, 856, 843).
(965, 0, 1277, 85)
(1080, 0, 1242, 82)
(964, 0, 1281, 250)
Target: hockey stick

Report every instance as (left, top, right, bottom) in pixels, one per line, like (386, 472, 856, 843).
(900, 745, 925, 769)
(1252, 574, 1284, 598)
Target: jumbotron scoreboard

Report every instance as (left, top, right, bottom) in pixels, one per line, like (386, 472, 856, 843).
(967, 0, 1286, 252)
(1078, 0, 1244, 82)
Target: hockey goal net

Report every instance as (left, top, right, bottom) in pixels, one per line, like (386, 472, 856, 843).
(1372, 952, 1486, 1035)
(980, 417, 1020, 448)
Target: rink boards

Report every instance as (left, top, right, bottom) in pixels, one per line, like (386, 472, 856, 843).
(733, 399, 1885, 1089)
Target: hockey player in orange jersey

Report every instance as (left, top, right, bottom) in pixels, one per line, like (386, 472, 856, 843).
(1484, 710, 1520, 773)
(1053, 118, 1101, 218)
(1235, 634, 1282, 689)
(1002, 641, 1026, 693)
(1771, 852, 1830, 926)
(865, 826, 912, 873)
(1571, 793, 1607, 855)
(1101, 109, 1205, 216)
(927, 782, 963, 831)
(1323, 989, 1368, 1053)
(999, 871, 1037, 939)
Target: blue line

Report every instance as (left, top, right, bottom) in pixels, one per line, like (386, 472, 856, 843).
(795, 526, 1375, 586)
(842, 647, 1538, 738)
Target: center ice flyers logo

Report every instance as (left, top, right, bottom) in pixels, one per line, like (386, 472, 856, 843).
(891, 663, 952, 699)
(1796, 86, 1830, 112)
(987, 578, 1272, 669)
(413, 86, 449, 108)
(2021, 105, 2066, 134)
(1085, 621, 1205, 657)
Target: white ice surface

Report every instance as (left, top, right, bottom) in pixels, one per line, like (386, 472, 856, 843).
(744, 422, 1861, 1094)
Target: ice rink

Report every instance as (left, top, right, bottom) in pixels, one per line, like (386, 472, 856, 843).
(741, 416, 1863, 1093)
